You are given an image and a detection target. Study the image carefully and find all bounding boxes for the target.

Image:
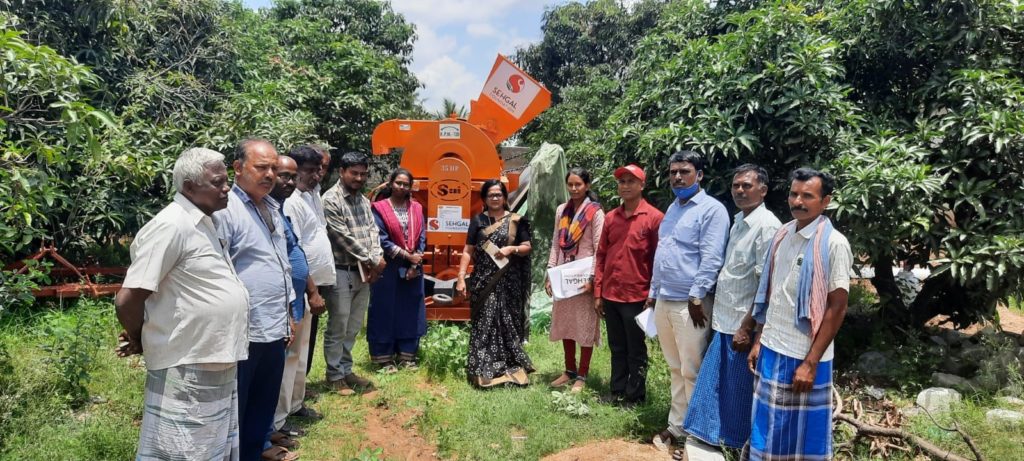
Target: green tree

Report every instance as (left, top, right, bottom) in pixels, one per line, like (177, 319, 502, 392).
(433, 98, 467, 120)
(535, 0, 1024, 327)
(0, 0, 423, 266)
(828, 0, 1024, 326)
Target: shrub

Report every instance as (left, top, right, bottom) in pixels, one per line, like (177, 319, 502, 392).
(550, 390, 590, 417)
(38, 299, 109, 407)
(419, 323, 469, 379)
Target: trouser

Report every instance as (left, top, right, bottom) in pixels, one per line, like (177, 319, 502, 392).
(305, 313, 319, 376)
(602, 299, 648, 402)
(562, 339, 594, 378)
(237, 340, 285, 461)
(324, 268, 370, 382)
(654, 297, 712, 437)
(273, 306, 313, 429)
(369, 338, 420, 364)
(305, 285, 332, 376)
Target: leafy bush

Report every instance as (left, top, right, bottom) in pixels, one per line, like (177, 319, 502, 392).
(550, 390, 590, 417)
(420, 323, 469, 379)
(349, 447, 385, 461)
(38, 299, 109, 407)
(0, 260, 49, 315)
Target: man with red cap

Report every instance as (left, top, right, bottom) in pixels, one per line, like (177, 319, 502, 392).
(593, 164, 664, 406)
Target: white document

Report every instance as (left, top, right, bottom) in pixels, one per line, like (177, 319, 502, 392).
(634, 308, 658, 338)
(481, 241, 509, 269)
(546, 257, 593, 300)
(357, 261, 369, 283)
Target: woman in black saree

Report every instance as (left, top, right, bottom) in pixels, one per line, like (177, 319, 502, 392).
(456, 179, 534, 388)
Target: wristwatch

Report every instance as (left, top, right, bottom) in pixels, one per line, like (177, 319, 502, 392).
(689, 296, 702, 306)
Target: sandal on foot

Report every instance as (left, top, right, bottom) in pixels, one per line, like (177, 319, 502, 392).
(569, 377, 586, 393)
(262, 446, 299, 461)
(291, 405, 321, 420)
(508, 368, 530, 386)
(270, 431, 299, 449)
(652, 429, 677, 452)
(549, 372, 575, 387)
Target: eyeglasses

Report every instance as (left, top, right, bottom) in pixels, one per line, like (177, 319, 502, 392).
(486, 193, 504, 199)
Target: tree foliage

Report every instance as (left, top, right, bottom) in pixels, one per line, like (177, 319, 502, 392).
(0, 0, 421, 264)
(528, 0, 1024, 327)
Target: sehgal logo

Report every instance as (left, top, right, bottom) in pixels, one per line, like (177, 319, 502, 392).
(506, 74, 525, 93)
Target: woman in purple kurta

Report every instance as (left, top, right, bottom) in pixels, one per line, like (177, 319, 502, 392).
(368, 168, 427, 370)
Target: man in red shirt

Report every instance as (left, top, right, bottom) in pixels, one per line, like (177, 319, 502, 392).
(594, 164, 665, 405)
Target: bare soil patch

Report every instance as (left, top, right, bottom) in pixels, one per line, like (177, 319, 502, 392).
(541, 439, 671, 461)
(357, 390, 441, 461)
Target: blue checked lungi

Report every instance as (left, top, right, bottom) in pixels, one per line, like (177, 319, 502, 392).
(742, 346, 833, 461)
(137, 364, 240, 461)
(683, 330, 756, 449)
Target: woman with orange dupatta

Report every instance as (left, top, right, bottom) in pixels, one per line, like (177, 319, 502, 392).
(368, 168, 427, 372)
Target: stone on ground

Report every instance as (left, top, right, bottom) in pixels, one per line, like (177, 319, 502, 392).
(985, 409, 1024, 426)
(916, 387, 961, 414)
(931, 372, 974, 392)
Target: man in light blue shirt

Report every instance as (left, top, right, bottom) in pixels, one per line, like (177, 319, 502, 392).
(214, 138, 295, 461)
(649, 151, 730, 452)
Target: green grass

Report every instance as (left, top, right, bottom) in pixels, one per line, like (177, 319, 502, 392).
(294, 320, 674, 460)
(0, 300, 142, 461)
(1008, 296, 1024, 313)
(1, 300, 1022, 460)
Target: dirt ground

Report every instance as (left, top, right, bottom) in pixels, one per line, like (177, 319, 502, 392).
(356, 390, 442, 461)
(540, 439, 671, 461)
(996, 305, 1024, 336)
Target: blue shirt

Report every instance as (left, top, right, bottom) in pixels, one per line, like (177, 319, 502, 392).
(215, 185, 294, 343)
(281, 204, 309, 322)
(650, 189, 730, 301)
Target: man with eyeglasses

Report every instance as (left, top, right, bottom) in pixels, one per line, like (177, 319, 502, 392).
(649, 150, 730, 452)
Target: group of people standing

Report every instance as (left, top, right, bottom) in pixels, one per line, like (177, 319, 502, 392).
(114, 139, 851, 461)
(114, 140, 428, 461)
(468, 151, 852, 460)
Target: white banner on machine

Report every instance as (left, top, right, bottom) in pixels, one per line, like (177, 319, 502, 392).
(482, 57, 543, 119)
(546, 256, 593, 300)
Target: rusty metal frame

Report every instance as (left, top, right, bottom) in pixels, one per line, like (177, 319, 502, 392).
(5, 245, 124, 299)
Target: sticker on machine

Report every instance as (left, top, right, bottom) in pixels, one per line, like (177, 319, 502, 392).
(429, 205, 469, 232)
(482, 58, 542, 118)
(439, 123, 461, 139)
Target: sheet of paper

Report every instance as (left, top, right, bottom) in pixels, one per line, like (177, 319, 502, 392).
(482, 240, 509, 269)
(546, 256, 593, 300)
(634, 307, 658, 338)
(358, 261, 369, 283)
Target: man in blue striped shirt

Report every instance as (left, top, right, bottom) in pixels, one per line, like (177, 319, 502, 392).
(215, 138, 295, 461)
(649, 151, 730, 452)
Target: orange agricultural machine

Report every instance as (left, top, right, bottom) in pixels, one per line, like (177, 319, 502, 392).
(371, 54, 551, 320)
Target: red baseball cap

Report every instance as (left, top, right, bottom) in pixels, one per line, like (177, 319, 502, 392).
(614, 164, 646, 182)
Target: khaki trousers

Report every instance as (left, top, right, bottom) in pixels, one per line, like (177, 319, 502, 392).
(654, 297, 713, 436)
